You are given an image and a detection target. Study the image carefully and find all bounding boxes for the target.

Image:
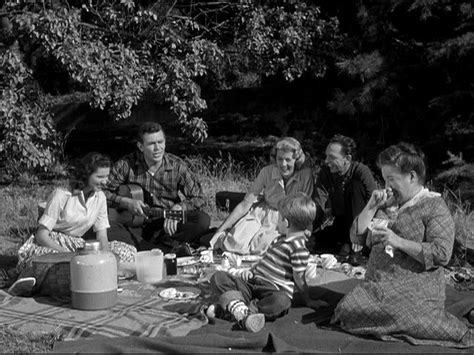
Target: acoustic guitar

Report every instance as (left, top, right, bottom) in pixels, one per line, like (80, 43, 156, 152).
(108, 184, 186, 227)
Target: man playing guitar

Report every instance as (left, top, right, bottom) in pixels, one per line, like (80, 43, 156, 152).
(104, 121, 211, 254)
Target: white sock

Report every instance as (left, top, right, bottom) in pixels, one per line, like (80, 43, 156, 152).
(228, 300, 249, 321)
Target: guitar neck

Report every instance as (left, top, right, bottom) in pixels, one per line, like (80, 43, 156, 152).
(144, 207, 186, 222)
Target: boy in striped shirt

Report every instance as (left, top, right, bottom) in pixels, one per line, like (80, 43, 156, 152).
(205, 192, 328, 332)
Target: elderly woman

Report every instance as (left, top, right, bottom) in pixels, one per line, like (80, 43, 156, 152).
(209, 137, 314, 256)
(333, 143, 473, 347)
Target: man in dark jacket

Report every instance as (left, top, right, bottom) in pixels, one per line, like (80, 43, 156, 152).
(312, 134, 377, 257)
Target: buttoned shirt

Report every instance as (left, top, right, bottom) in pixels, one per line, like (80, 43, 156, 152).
(105, 151, 205, 210)
(39, 188, 110, 237)
(246, 164, 314, 209)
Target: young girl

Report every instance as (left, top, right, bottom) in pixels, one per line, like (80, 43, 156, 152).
(2, 152, 136, 295)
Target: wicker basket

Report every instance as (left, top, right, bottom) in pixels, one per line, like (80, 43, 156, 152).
(32, 252, 75, 297)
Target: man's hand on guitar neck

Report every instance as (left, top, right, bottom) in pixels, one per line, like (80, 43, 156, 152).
(164, 204, 183, 236)
(121, 196, 147, 217)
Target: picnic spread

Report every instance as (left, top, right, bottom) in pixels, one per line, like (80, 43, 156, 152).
(1, 248, 473, 353)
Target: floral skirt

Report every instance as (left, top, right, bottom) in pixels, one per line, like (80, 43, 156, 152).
(17, 232, 137, 274)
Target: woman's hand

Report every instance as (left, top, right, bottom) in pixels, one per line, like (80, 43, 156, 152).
(371, 226, 402, 250)
(367, 188, 394, 211)
(209, 230, 226, 250)
(35, 226, 68, 252)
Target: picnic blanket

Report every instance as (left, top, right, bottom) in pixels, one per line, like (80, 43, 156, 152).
(53, 278, 474, 353)
(0, 279, 208, 340)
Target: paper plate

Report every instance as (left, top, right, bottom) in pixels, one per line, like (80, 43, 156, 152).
(158, 286, 201, 300)
(177, 256, 199, 267)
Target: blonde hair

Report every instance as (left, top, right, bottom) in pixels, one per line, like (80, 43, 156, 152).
(270, 137, 306, 170)
(278, 192, 317, 231)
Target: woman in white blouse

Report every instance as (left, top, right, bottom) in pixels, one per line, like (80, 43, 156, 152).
(1, 152, 136, 293)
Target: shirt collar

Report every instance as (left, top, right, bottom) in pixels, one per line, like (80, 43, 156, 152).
(277, 231, 307, 243)
(270, 165, 301, 184)
(72, 189, 96, 207)
(135, 151, 173, 172)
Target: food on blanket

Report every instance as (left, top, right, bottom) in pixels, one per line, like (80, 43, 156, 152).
(177, 256, 198, 267)
(385, 245, 394, 258)
(221, 254, 230, 268)
(320, 254, 337, 269)
(349, 266, 366, 279)
(222, 252, 242, 267)
(159, 287, 200, 300)
(199, 249, 214, 264)
(305, 263, 317, 279)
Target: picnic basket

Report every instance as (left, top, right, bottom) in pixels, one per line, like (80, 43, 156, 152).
(32, 252, 75, 297)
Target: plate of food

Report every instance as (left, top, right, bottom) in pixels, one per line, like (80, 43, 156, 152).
(158, 286, 201, 301)
(177, 256, 199, 267)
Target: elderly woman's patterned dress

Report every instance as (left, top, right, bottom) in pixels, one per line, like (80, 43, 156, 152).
(333, 194, 474, 347)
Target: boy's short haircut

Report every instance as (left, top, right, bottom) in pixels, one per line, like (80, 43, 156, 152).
(278, 192, 317, 231)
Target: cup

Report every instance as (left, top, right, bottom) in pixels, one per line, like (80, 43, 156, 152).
(135, 250, 163, 284)
(306, 262, 318, 280)
(320, 253, 337, 269)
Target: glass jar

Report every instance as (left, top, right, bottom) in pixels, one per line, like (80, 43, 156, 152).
(70, 241, 117, 310)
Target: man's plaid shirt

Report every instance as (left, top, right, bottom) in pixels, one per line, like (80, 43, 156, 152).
(105, 151, 205, 211)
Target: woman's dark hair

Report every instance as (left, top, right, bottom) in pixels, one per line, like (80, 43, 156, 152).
(329, 134, 357, 159)
(137, 121, 164, 143)
(377, 142, 426, 184)
(71, 152, 111, 190)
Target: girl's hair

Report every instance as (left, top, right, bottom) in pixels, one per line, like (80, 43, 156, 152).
(377, 142, 426, 184)
(71, 152, 111, 190)
(270, 137, 306, 170)
(278, 192, 317, 231)
(329, 134, 357, 159)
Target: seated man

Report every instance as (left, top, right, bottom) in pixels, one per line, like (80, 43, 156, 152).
(104, 121, 210, 254)
(312, 134, 377, 257)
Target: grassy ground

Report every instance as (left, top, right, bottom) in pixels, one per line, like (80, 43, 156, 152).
(0, 153, 473, 352)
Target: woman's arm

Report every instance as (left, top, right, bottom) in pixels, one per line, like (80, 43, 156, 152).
(356, 189, 393, 234)
(35, 226, 69, 252)
(95, 229, 109, 251)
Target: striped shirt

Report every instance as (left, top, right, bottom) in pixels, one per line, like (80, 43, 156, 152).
(105, 151, 205, 211)
(253, 232, 310, 299)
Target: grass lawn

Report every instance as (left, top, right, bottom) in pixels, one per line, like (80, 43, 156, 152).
(0, 153, 472, 352)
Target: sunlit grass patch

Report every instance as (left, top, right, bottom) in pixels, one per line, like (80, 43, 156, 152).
(0, 325, 61, 353)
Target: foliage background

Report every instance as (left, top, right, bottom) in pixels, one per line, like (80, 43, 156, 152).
(0, 0, 472, 193)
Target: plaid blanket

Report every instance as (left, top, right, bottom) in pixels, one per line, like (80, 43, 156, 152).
(0, 279, 207, 340)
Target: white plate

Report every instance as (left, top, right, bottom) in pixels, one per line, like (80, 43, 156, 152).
(177, 256, 199, 267)
(158, 287, 200, 300)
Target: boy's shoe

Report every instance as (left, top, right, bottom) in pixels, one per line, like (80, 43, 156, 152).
(241, 313, 265, 333)
(203, 304, 225, 323)
(7, 277, 36, 297)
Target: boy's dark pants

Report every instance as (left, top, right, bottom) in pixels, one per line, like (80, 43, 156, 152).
(210, 271, 291, 321)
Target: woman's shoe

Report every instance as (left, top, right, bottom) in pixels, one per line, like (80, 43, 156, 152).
(7, 277, 36, 296)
